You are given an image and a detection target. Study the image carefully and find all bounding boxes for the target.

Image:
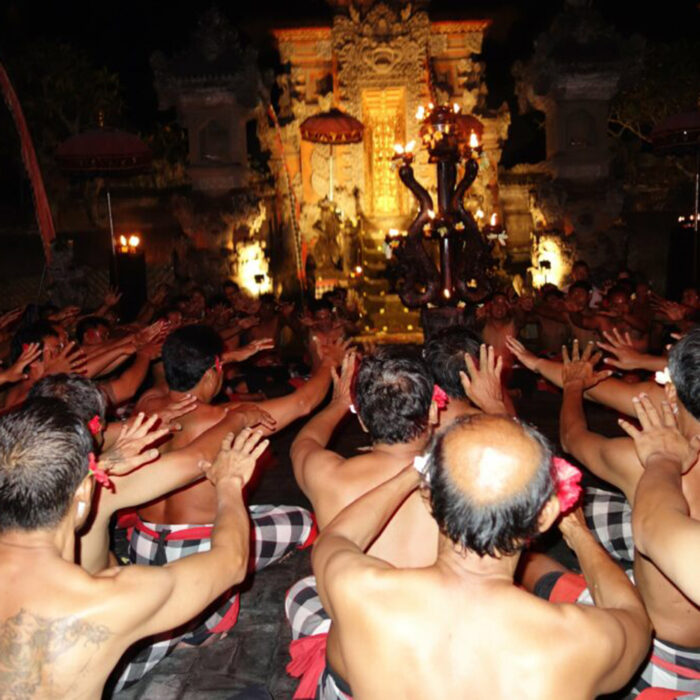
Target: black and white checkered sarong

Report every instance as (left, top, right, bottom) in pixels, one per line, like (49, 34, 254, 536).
(113, 504, 315, 691)
(584, 486, 634, 568)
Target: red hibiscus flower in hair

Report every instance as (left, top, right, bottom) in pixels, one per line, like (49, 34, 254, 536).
(432, 385, 449, 409)
(87, 415, 102, 436)
(215, 355, 223, 374)
(88, 452, 114, 491)
(553, 457, 582, 514)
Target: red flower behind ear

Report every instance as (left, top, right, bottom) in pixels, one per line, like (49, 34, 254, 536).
(88, 452, 114, 491)
(215, 356, 223, 374)
(553, 457, 582, 514)
(432, 384, 449, 409)
(87, 415, 102, 436)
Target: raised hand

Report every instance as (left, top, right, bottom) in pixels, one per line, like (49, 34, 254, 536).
(229, 403, 277, 432)
(618, 394, 700, 474)
(158, 394, 199, 431)
(103, 286, 123, 309)
(459, 344, 506, 414)
(331, 348, 357, 407)
(597, 328, 645, 371)
(561, 339, 612, 390)
(199, 427, 269, 487)
(505, 335, 539, 372)
(99, 413, 171, 476)
(134, 320, 168, 348)
(317, 336, 352, 368)
(237, 315, 260, 331)
(43, 341, 87, 376)
(0, 307, 23, 331)
(0, 343, 41, 383)
(223, 338, 275, 363)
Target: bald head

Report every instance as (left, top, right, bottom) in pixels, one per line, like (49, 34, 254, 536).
(427, 414, 554, 557)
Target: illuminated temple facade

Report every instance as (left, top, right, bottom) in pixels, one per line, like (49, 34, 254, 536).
(261, 2, 509, 331)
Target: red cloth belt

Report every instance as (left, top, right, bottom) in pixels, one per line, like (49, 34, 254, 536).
(287, 633, 329, 700)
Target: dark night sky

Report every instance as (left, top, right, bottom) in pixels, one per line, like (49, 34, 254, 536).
(2, 0, 699, 133)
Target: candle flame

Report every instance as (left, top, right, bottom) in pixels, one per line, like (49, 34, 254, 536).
(405, 140, 416, 153)
(469, 131, 479, 149)
(475, 209, 485, 220)
(119, 235, 127, 246)
(428, 210, 436, 219)
(416, 105, 425, 120)
(490, 213, 497, 227)
(128, 235, 140, 248)
(443, 288, 451, 299)
(393, 143, 404, 155)
(453, 103, 461, 113)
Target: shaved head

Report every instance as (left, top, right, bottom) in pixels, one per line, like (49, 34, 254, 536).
(427, 414, 554, 557)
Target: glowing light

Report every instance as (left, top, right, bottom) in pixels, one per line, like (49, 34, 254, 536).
(428, 210, 436, 219)
(393, 143, 404, 155)
(119, 235, 127, 246)
(388, 228, 400, 237)
(405, 140, 416, 153)
(490, 213, 497, 227)
(355, 265, 363, 274)
(475, 209, 485, 220)
(469, 131, 479, 149)
(235, 241, 272, 295)
(443, 288, 451, 299)
(416, 105, 425, 120)
(428, 102, 434, 110)
(453, 103, 461, 113)
(530, 236, 570, 289)
(128, 235, 140, 248)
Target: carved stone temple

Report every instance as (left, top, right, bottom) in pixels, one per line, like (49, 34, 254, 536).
(263, 2, 510, 333)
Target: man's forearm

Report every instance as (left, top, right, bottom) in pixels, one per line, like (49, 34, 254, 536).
(210, 483, 249, 581)
(560, 383, 588, 452)
(107, 353, 152, 404)
(633, 458, 688, 557)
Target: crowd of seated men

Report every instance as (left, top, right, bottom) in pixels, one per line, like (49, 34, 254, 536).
(1, 266, 700, 699)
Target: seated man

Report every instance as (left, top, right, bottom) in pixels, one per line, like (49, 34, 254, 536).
(286, 346, 440, 694)
(423, 327, 514, 423)
(120, 325, 326, 688)
(0, 397, 262, 699)
(554, 330, 700, 694)
(312, 414, 651, 699)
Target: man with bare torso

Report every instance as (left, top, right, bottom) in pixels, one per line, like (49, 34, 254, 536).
(0, 396, 265, 699)
(527, 332, 700, 694)
(114, 324, 334, 689)
(311, 413, 651, 699)
(285, 346, 440, 695)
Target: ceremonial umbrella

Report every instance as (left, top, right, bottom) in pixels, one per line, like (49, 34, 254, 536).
(56, 128, 152, 255)
(652, 111, 700, 281)
(300, 108, 364, 202)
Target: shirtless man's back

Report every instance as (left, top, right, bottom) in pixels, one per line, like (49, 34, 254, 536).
(312, 415, 651, 699)
(0, 397, 257, 698)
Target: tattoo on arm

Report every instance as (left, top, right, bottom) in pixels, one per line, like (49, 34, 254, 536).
(0, 609, 111, 696)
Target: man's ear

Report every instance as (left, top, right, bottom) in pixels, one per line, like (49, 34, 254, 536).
(72, 475, 94, 529)
(428, 400, 438, 426)
(537, 495, 560, 534)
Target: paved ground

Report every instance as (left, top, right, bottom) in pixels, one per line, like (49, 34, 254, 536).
(109, 381, 623, 700)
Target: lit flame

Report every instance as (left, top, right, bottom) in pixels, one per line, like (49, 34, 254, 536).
(428, 210, 436, 220)
(355, 265, 363, 274)
(128, 234, 140, 248)
(405, 140, 416, 153)
(443, 288, 451, 299)
(469, 131, 479, 149)
(453, 103, 461, 113)
(234, 241, 272, 295)
(530, 236, 570, 289)
(428, 102, 434, 110)
(388, 228, 400, 237)
(416, 105, 425, 120)
(393, 143, 404, 155)
(475, 209, 485, 220)
(119, 235, 127, 246)
(490, 213, 497, 227)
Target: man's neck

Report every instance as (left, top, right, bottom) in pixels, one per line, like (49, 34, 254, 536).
(371, 432, 431, 460)
(0, 522, 75, 563)
(435, 536, 519, 585)
(170, 387, 211, 405)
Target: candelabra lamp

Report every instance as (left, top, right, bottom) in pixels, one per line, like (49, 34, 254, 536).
(391, 104, 500, 312)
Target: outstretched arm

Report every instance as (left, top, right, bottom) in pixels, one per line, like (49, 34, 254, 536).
(619, 396, 700, 604)
(291, 349, 356, 496)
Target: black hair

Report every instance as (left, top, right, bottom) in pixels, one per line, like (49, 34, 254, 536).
(669, 328, 700, 420)
(27, 374, 108, 426)
(310, 298, 333, 314)
(10, 320, 59, 363)
(423, 326, 481, 399)
(207, 293, 229, 308)
(223, 280, 240, 292)
(569, 280, 592, 294)
(572, 260, 589, 270)
(426, 414, 554, 557)
(75, 316, 110, 343)
(0, 397, 93, 531)
(606, 285, 630, 301)
(162, 324, 224, 391)
(354, 346, 433, 444)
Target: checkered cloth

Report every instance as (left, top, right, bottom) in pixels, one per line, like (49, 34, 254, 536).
(285, 576, 353, 699)
(536, 570, 700, 697)
(584, 486, 635, 568)
(112, 505, 315, 691)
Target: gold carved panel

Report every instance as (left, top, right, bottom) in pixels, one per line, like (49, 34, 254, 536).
(361, 87, 406, 216)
